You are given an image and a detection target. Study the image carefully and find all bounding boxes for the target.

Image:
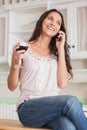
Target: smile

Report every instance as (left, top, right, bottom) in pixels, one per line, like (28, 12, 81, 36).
(47, 26, 55, 31)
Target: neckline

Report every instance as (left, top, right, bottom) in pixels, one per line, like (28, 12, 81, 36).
(28, 43, 51, 60)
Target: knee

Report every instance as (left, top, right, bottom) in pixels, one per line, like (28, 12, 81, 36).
(67, 96, 81, 107)
(63, 96, 82, 114)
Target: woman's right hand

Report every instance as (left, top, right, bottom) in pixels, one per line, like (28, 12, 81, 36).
(7, 44, 26, 91)
(11, 44, 26, 68)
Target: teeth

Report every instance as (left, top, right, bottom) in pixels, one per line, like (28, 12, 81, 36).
(47, 26, 55, 31)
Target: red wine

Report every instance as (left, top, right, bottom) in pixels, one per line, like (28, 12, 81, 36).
(16, 45, 28, 51)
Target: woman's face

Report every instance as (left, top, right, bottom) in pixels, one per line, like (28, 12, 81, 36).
(42, 11, 62, 37)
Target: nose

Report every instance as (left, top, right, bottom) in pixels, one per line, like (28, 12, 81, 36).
(51, 21, 55, 26)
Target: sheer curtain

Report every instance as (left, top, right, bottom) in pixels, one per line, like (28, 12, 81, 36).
(0, 18, 5, 56)
(77, 7, 87, 52)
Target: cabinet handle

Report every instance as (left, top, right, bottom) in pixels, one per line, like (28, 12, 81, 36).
(68, 45, 71, 48)
(72, 45, 75, 48)
(68, 45, 75, 48)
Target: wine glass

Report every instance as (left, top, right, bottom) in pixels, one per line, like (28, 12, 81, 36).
(14, 41, 28, 68)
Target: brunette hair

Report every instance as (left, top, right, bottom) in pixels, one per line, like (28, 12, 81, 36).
(28, 9, 73, 79)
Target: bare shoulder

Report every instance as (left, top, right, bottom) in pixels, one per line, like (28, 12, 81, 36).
(28, 41, 36, 47)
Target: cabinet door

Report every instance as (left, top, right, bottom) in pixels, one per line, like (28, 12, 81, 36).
(8, 6, 47, 65)
(0, 12, 8, 63)
(62, 1, 87, 59)
(73, 1, 87, 59)
(50, 3, 73, 57)
(50, 1, 87, 59)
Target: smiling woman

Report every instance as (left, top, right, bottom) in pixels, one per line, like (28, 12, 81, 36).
(7, 9, 87, 130)
(42, 11, 62, 37)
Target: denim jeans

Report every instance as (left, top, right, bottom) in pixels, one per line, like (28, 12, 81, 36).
(17, 95, 87, 130)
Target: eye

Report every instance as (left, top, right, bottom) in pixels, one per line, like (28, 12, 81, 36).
(47, 16, 53, 21)
(56, 21, 61, 26)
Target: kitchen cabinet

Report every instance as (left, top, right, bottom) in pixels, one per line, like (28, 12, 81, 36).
(0, 0, 87, 83)
(1, 0, 87, 62)
(49, 0, 87, 83)
(0, 11, 8, 63)
(8, 5, 48, 64)
(50, 0, 87, 59)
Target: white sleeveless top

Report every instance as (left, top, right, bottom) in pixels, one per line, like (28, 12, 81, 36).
(16, 44, 60, 107)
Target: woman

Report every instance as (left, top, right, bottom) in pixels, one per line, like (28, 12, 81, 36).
(7, 9, 87, 130)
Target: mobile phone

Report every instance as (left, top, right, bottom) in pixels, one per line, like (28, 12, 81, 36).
(16, 45, 28, 51)
(56, 33, 62, 41)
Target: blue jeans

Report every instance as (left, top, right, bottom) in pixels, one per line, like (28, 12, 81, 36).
(17, 95, 87, 130)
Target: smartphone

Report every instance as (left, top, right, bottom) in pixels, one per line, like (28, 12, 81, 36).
(16, 45, 28, 51)
(56, 33, 62, 41)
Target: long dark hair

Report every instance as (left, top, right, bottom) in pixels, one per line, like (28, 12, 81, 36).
(28, 9, 73, 79)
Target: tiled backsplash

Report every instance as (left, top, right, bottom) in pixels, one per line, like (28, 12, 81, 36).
(0, 104, 18, 119)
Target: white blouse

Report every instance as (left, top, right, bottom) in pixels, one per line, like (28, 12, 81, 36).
(16, 44, 60, 107)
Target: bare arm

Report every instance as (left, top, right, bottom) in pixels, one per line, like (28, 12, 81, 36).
(7, 66, 20, 91)
(56, 31, 69, 88)
(7, 45, 25, 91)
(57, 48, 69, 88)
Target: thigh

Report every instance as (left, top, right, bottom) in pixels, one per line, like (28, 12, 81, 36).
(17, 95, 77, 127)
(45, 116, 76, 130)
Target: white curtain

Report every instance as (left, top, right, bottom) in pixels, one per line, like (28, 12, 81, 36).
(0, 18, 5, 56)
(77, 7, 87, 52)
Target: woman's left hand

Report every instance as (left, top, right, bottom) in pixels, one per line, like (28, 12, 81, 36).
(56, 31, 65, 51)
